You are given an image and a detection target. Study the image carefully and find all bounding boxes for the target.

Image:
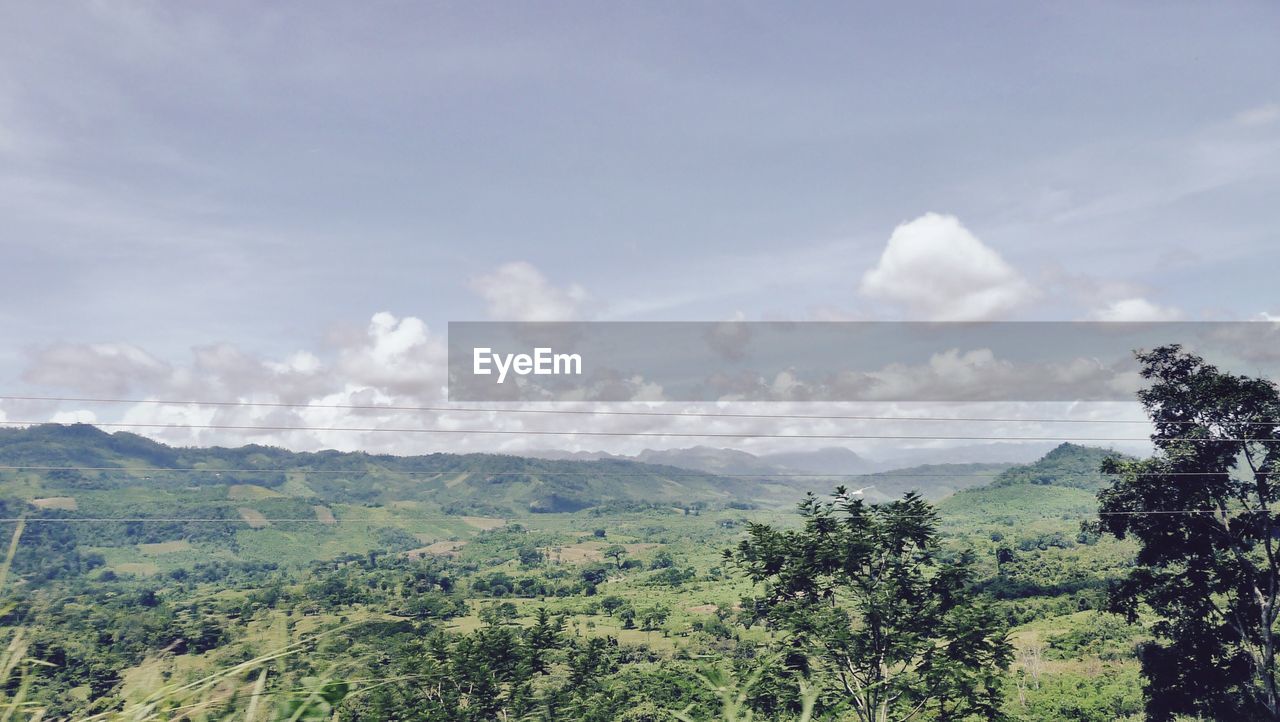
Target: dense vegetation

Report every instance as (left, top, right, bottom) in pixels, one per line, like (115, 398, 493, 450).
(4, 347, 1271, 719)
(0, 428, 1139, 720)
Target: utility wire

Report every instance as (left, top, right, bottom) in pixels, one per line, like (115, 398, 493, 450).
(0, 419, 1254, 442)
(0, 394, 1177, 425)
(0, 509, 1268, 522)
(7, 393, 1277, 428)
(0, 464, 1243, 478)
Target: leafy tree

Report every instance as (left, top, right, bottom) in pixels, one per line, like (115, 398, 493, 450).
(600, 595, 627, 616)
(649, 550, 675, 569)
(619, 606, 637, 630)
(518, 545, 545, 569)
(995, 546, 1015, 576)
(604, 545, 628, 569)
(729, 488, 1011, 722)
(479, 600, 518, 627)
(638, 604, 670, 632)
(1096, 345, 1280, 720)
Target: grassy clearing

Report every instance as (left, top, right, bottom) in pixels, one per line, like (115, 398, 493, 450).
(30, 496, 78, 511)
(312, 505, 337, 524)
(138, 540, 191, 554)
(228, 484, 285, 501)
(112, 561, 161, 577)
(405, 541, 467, 559)
(461, 515, 506, 530)
(237, 507, 270, 528)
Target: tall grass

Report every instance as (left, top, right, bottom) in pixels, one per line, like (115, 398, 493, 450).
(0, 518, 349, 721)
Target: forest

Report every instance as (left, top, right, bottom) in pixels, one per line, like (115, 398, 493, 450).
(2, 345, 1279, 721)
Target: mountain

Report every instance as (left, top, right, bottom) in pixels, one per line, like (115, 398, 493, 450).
(985, 442, 1129, 491)
(0, 426, 1060, 522)
(758, 447, 874, 475)
(872, 442, 1058, 469)
(937, 443, 1132, 525)
(0, 425, 805, 517)
(532, 446, 875, 476)
(527, 446, 1015, 502)
(633, 446, 787, 476)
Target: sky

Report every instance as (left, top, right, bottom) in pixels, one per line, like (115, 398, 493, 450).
(1, 2, 1278, 459)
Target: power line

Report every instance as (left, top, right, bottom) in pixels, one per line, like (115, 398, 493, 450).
(8, 393, 1279, 429)
(0, 419, 1241, 442)
(0, 464, 1244, 478)
(0, 394, 1171, 425)
(0, 509, 1267, 522)
(0, 465, 1018, 477)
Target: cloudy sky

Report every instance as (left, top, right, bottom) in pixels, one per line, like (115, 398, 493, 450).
(2, 3, 1278, 458)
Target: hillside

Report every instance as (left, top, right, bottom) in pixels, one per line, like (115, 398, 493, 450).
(938, 443, 1130, 541)
(986, 443, 1128, 491)
(847, 462, 1015, 502)
(0, 429, 1151, 720)
(941, 443, 1127, 515)
(531, 446, 1010, 500)
(0, 425, 799, 515)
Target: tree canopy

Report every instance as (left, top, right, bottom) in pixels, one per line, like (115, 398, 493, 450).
(730, 488, 1012, 722)
(1097, 345, 1280, 720)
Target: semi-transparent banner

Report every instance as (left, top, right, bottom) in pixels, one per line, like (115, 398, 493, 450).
(447, 322, 1280, 402)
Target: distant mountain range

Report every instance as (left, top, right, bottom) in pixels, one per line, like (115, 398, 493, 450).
(527, 445, 870, 476)
(0, 425, 1125, 518)
(529, 443, 1051, 477)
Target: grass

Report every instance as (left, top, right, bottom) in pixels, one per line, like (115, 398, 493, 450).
(29, 497, 78, 511)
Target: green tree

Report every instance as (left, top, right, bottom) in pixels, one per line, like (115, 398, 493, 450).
(619, 606, 637, 630)
(600, 595, 627, 616)
(524, 607, 565, 674)
(1096, 345, 1280, 720)
(517, 545, 545, 569)
(729, 488, 1011, 722)
(638, 604, 670, 631)
(604, 545, 628, 569)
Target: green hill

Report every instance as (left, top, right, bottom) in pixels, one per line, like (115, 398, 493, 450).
(986, 442, 1129, 491)
(0, 424, 811, 515)
(939, 443, 1130, 523)
(0, 424, 829, 573)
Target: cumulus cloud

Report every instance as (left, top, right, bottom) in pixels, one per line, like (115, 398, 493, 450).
(335, 312, 446, 397)
(50, 409, 97, 424)
(698, 347, 1138, 404)
(1088, 297, 1182, 322)
(8, 311, 1170, 459)
(22, 342, 170, 394)
(859, 213, 1036, 320)
(470, 261, 589, 321)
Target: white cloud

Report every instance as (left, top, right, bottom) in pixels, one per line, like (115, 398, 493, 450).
(1235, 103, 1280, 128)
(1088, 297, 1182, 322)
(50, 409, 97, 424)
(9, 310, 1169, 459)
(22, 342, 170, 394)
(334, 312, 446, 397)
(470, 261, 589, 321)
(859, 213, 1036, 320)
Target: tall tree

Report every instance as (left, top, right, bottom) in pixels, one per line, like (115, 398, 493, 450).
(729, 489, 1011, 722)
(1097, 345, 1280, 720)
(524, 606, 565, 675)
